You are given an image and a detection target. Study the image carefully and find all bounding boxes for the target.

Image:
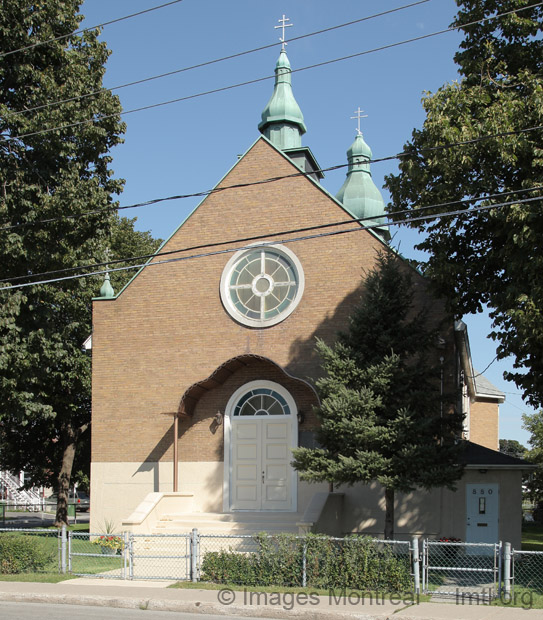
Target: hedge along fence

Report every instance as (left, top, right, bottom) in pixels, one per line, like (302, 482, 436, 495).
(0, 531, 57, 574)
(200, 533, 412, 591)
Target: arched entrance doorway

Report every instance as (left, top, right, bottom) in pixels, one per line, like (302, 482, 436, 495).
(223, 380, 297, 512)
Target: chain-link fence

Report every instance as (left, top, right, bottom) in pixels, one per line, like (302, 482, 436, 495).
(513, 550, 543, 592)
(5, 522, 543, 607)
(0, 501, 84, 528)
(422, 540, 499, 600)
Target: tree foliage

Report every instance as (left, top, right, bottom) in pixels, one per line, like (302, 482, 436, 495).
(291, 253, 464, 539)
(522, 411, 543, 504)
(0, 1, 131, 525)
(499, 438, 527, 459)
(385, 0, 543, 408)
(108, 215, 163, 294)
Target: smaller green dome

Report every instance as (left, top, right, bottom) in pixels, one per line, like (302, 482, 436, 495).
(347, 132, 372, 161)
(99, 272, 115, 298)
(336, 133, 389, 241)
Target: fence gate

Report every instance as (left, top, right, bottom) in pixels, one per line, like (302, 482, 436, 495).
(129, 533, 191, 581)
(68, 532, 127, 579)
(422, 540, 500, 600)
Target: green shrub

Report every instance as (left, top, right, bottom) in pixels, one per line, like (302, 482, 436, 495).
(200, 533, 412, 592)
(201, 549, 259, 585)
(0, 534, 55, 574)
(305, 536, 411, 591)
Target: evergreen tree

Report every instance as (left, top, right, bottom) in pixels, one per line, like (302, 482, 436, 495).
(292, 254, 464, 539)
(0, 1, 125, 525)
(385, 0, 543, 407)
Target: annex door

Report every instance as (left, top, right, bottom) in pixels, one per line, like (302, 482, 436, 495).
(466, 483, 499, 544)
(225, 381, 297, 511)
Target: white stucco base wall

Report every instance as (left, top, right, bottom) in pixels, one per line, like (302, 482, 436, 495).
(90, 461, 224, 532)
(338, 469, 522, 547)
(90, 463, 522, 547)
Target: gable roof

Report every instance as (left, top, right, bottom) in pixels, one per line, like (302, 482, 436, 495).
(96, 134, 391, 301)
(473, 372, 505, 401)
(455, 320, 505, 403)
(461, 441, 533, 469)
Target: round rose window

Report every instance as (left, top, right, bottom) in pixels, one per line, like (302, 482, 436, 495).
(220, 244, 304, 327)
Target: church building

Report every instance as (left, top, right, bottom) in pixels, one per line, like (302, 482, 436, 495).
(90, 37, 526, 545)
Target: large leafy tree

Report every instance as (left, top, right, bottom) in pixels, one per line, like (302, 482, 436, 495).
(0, 0, 126, 525)
(499, 438, 527, 459)
(522, 411, 543, 506)
(0, 214, 161, 513)
(385, 0, 543, 408)
(291, 253, 464, 539)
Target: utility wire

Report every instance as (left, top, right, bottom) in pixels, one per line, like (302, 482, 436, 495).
(0, 0, 185, 59)
(2, 185, 541, 284)
(9, 1, 431, 117)
(1, 193, 542, 291)
(472, 356, 499, 378)
(1, 123, 542, 233)
(4, 1, 542, 144)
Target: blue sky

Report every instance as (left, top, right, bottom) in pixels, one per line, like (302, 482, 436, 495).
(79, 0, 534, 446)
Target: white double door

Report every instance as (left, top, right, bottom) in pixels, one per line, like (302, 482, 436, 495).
(231, 417, 293, 511)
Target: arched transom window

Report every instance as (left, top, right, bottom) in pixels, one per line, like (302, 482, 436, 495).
(233, 387, 291, 417)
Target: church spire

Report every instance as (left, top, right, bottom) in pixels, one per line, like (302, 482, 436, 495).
(336, 109, 389, 241)
(258, 16, 306, 150)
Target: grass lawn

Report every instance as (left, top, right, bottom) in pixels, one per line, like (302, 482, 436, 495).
(0, 524, 123, 581)
(522, 524, 543, 551)
(0, 573, 78, 583)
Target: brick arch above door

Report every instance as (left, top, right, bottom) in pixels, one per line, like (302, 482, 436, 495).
(175, 356, 320, 464)
(178, 354, 318, 419)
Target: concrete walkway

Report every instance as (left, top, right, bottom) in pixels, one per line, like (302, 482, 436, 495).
(0, 579, 542, 619)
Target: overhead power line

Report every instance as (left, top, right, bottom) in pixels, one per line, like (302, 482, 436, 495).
(9, 0, 431, 117)
(1, 192, 542, 291)
(1, 185, 541, 285)
(4, 1, 542, 144)
(2, 185, 541, 283)
(0, 0, 185, 59)
(1, 123, 542, 233)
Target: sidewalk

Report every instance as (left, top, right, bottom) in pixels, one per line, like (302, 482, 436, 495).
(0, 579, 542, 619)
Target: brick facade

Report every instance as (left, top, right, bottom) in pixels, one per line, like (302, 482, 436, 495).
(470, 399, 500, 451)
(91, 137, 467, 521)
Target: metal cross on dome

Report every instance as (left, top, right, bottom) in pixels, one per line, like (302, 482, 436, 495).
(351, 107, 368, 135)
(275, 15, 293, 50)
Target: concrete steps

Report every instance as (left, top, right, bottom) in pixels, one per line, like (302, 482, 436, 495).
(153, 511, 302, 535)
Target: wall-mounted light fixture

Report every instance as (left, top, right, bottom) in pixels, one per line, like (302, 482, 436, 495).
(214, 411, 223, 426)
(297, 411, 305, 425)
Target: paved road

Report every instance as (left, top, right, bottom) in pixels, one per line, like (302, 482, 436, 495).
(0, 601, 261, 620)
(1, 510, 89, 528)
